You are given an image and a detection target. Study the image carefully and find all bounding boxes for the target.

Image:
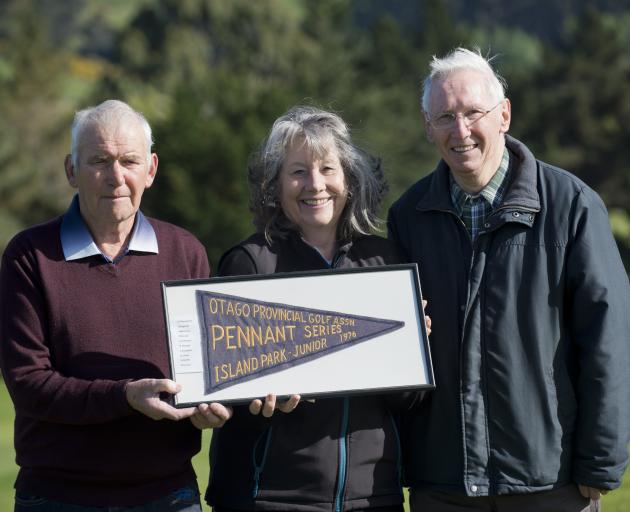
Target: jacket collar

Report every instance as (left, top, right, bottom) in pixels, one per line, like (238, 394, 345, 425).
(415, 135, 541, 214)
(286, 230, 353, 267)
(499, 135, 540, 212)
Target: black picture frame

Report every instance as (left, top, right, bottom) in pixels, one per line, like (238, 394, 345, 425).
(161, 264, 433, 406)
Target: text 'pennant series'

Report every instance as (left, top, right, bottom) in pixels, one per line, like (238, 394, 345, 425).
(196, 291, 405, 392)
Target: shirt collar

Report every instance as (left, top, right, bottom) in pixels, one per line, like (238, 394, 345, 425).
(449, 147, 510, 215)
(60, 194, 158, 261)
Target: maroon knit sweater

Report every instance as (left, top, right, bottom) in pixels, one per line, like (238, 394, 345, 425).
(0, 215, 210, 506)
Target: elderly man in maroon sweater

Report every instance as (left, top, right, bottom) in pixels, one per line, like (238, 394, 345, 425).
(0, 100, 231, 510)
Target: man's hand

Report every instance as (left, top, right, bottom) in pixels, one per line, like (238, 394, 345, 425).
(190, 402, 233, 429)
(249, 393, 301, 417)
(578, 485, 608, 500)
(125, 379, 195, 420)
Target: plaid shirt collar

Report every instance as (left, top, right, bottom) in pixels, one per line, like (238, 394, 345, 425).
(450, 147, 510, 215)
(449, 147, 510, 240)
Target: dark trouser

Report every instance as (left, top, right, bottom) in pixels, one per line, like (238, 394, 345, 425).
(409, 485, 599, 512)
(215, 507, 404, 512)
(214, 507, 404, 512)
(14, 486, 201, 512)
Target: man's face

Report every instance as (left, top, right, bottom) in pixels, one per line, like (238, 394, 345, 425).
(425, 69, 511, 190)
(65, 118, 157, 234)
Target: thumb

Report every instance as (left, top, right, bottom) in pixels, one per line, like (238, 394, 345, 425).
(153, 379, 182, 395)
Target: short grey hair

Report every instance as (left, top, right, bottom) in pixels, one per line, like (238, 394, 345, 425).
(70, 99, 153, 168)
(249, 105, 388, 243)
(421, 47, 507, 112)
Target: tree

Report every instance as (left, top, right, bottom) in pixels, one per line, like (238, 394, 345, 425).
(93, 0, 366, 265)
(0, 0, 76, 252)
(507, 8, 630, 270)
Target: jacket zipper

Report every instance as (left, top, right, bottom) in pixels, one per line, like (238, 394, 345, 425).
(334, 397, 350, 512)
(252, 426, 273, 498)
(389, 412, 403, 488)
(445, 210, 475, 491)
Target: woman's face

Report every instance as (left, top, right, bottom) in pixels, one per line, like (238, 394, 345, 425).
(278, 139, 348, 241)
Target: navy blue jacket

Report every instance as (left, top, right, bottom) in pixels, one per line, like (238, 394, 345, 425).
(388, 135, 630, 496)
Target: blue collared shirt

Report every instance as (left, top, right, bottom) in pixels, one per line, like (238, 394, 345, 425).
(60, 195, 158, 262)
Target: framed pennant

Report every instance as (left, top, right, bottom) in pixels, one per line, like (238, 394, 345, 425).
(161, 264, 433, 406)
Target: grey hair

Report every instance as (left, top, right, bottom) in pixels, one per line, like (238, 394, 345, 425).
(249, 105, 388, 243)
(70, 99, 153, 168)
(421, 47, 507, 113)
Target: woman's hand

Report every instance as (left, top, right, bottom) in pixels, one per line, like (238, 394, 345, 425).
(423, 299, 432, 336)
(249, 394, 301, 417)
(190, 402, 233, 429)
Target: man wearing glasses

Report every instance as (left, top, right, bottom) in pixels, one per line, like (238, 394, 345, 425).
(388, 47, 630, 511)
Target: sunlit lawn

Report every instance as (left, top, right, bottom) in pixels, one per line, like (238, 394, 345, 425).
(192, 430, 212, 512)
(1, 381, 628, 511)
(0, 381, 17, 511)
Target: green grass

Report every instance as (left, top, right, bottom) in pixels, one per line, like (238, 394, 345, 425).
(1, 381, 628, 511)
(0, 380, 18, 510)
(192, 429, 212, 511)
(605, 467, 630, 512)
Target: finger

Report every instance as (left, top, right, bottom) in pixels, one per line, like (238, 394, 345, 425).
(262, 394, 276, 418)
(249, 399, 263, 415)
(153, 378, 182, 395)
(586, 487, 600, 500)
(190, 407, 222, 429)
(193, 407, 225, 428)
(277, 394, 301, 413)
(177, 406, 197, 417)
(168, 405, 196, 421)
(133, 378, 180, 396)
(209, 402, 233, 422)
(190, 414, 206, 430)
(422, 299, 428, 310)
(149, 401, 193, 421)
(578, 485, 599, 500)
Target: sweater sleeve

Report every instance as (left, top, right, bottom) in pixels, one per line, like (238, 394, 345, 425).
(182, 229, 211, 279)
(567, 188, 630, 490)
(192, 243, 211, 279)
(0, 239, 132, 425)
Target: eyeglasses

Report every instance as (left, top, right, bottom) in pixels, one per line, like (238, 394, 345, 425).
(426, 100, 503, 130)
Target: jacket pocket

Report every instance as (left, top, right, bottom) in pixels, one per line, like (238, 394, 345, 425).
(344, 399, 404, 501)
(253, 399, 340, 501)
(546, 366, 578, 442)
